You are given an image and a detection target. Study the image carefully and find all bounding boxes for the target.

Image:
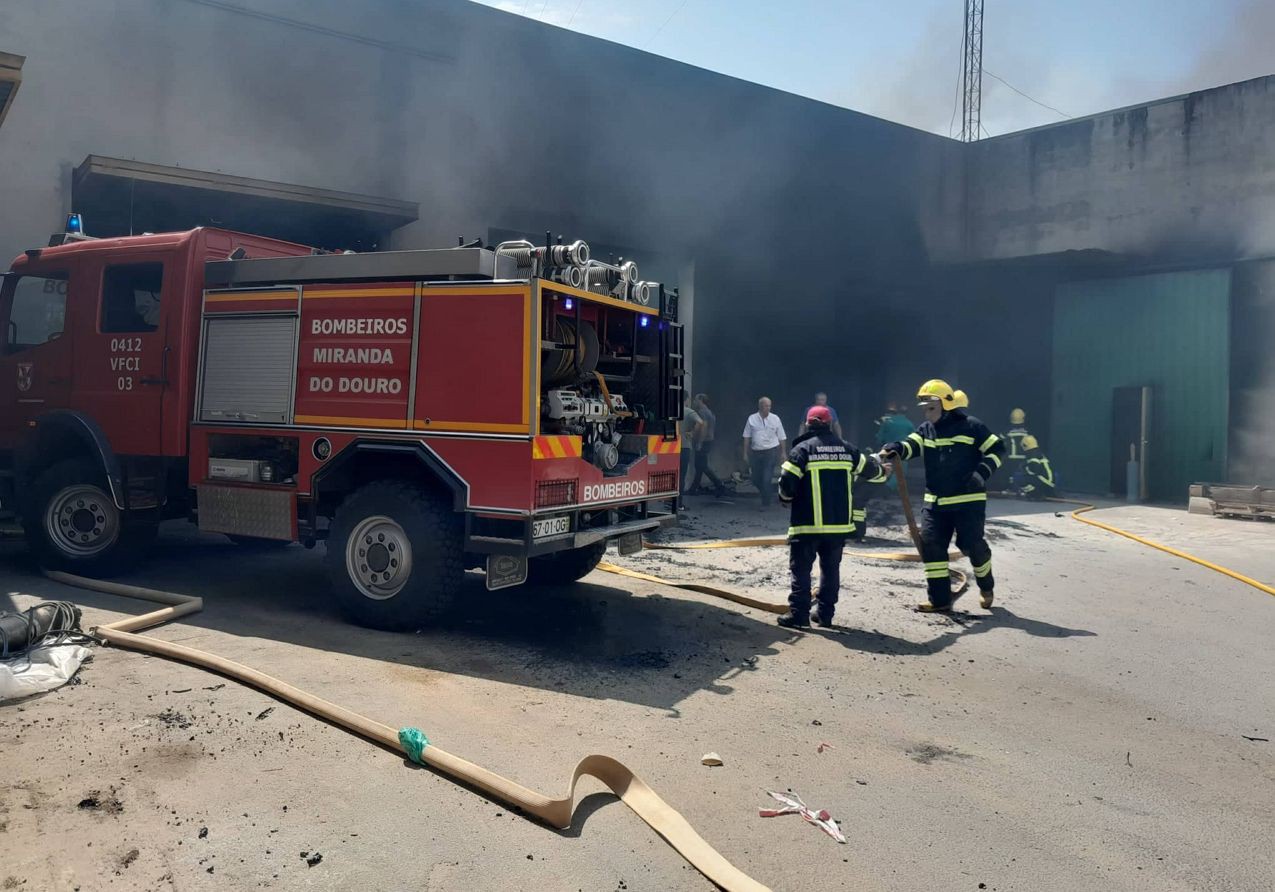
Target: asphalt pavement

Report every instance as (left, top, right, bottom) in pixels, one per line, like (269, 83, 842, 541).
(1, 494, 1272, 891)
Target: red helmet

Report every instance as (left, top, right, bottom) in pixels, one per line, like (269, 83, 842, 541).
(806, 405, 833, 426)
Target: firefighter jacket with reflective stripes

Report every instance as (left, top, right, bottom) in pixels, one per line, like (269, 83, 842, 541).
(1005, 426, 1031, 462)
(887, 409, 1005, 509)
(779, 431, 886, 537)
(1022, 453, 1055, 494)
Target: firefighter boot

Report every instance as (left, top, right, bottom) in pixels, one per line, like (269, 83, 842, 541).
(916, 581, 966, 613)
(980, 589, 994, 609)
(777, 612, 811, 629)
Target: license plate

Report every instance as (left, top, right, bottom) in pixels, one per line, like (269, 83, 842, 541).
(532, 515, 571, 540)
(617, 532, 643, 555)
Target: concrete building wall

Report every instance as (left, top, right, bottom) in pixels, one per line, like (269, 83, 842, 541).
(0, 0, 964, 449)
(965, 76, 1275, 263)
(2, 1, 1273, 489)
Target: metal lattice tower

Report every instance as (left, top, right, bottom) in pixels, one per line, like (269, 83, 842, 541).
(960, 0, 984, 142)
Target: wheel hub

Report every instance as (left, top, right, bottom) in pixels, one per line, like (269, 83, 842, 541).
(345, 515, 413, 600)
(45, 485, 120, 557)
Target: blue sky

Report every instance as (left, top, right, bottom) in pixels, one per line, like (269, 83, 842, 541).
(472, 0, 1274, 136)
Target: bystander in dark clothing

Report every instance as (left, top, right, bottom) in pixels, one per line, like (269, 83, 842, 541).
(680, 402, 704, 495)
(688, 394, 727, 496)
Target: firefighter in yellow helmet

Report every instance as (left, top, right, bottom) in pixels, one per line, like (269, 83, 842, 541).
(881, 380, 1005, 612)
(1004, 407, 1032, 476)
(1015, 435, 1056, 500)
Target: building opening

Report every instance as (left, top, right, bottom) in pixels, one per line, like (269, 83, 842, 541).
(71, 155, 417, 252)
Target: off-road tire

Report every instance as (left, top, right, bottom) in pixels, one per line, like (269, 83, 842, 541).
(324, 481, 463, 630)
(23, 458, 153, 576)
(527, 541, 607, 586)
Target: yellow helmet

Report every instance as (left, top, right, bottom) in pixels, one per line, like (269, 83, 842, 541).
(1022, 435, 1039, 451)
(952, 389, 969, 409)
(916, 379, 961, 410)
(1010, 408, 1026, 425)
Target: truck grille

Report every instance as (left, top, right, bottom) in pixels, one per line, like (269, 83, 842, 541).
(536, 479, 576, 508)
(648, 471, 677, 494)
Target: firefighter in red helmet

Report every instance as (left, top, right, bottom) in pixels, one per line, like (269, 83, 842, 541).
(776, 405, 888, 628)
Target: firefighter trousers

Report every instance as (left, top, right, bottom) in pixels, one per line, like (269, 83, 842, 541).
(920, 504, 994, 608)
(788, 535, 846, 620)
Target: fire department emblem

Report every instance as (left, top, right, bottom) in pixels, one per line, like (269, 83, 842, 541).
(16, 362, 32, 392)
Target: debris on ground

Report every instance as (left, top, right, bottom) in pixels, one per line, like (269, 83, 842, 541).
(757, 789, 846, 844)
(816, 742, 833, 753)
(300, 851, 323, 867)
(150, 708, 193, 730)
(701, 752, 723, 766)
(77, 789, 124, 815)
(256, 707, 275, 721)
(1240, 735, 1269, 742)
(907, 743, 970, 764)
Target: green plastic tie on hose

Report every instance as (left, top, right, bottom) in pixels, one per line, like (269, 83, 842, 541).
(398, 727, 430, 764)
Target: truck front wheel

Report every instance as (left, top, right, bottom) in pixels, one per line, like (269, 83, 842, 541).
(324, 481, 463, 630)
(24, 458, 152, 576)
(527, 541, 607, 585)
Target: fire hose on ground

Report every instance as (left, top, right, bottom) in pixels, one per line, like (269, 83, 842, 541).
(42, 570, 773, 892)
(27, 477, 1273, 891)
(1059, 500, 1275, 598)
(600, 458, 971, 610)
(600, 460, 1275, 608)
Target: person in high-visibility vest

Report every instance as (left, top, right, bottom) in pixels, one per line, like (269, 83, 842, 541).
(1017, 435, 1056, 500)
(882, 380, 1006, 612)
(1004, 408, 1032, 477)
(776, 406, 888, 628)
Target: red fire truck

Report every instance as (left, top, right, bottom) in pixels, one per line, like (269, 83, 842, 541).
(0, 219, 683, 628)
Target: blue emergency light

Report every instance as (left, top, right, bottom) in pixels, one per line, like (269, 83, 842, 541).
(639, 316, 649, 327)
(563, 297, 574, 310)
(65, 213, 84, 235)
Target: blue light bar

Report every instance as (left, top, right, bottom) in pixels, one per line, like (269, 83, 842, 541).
(65, 213, 84, 234)
(563, 298, 574, 310)
(639, 316, 649, 327)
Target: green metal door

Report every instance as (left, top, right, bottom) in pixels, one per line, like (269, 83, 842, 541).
(1052, 270, 1230, 500)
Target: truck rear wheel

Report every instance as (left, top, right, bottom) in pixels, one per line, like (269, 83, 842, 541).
(527, 541, 607, 585)
(24, 458, 152, 576)
(324, 481, 463, 630)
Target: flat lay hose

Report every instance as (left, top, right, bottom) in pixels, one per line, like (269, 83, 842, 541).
(43, 571, 771, 892)
(1055, 500, 1275, 598)
(601, 457, 969, 605)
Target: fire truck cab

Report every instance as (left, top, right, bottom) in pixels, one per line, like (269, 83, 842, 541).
(0, 221, 684, 629)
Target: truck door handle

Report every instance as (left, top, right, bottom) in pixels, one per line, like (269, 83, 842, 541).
(142, 345, 170, 386)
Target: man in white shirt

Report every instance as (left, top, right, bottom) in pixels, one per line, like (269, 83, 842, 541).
(741, 396, 787, 508)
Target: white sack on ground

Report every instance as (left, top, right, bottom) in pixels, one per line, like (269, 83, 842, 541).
(0, 644, 92, 703)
